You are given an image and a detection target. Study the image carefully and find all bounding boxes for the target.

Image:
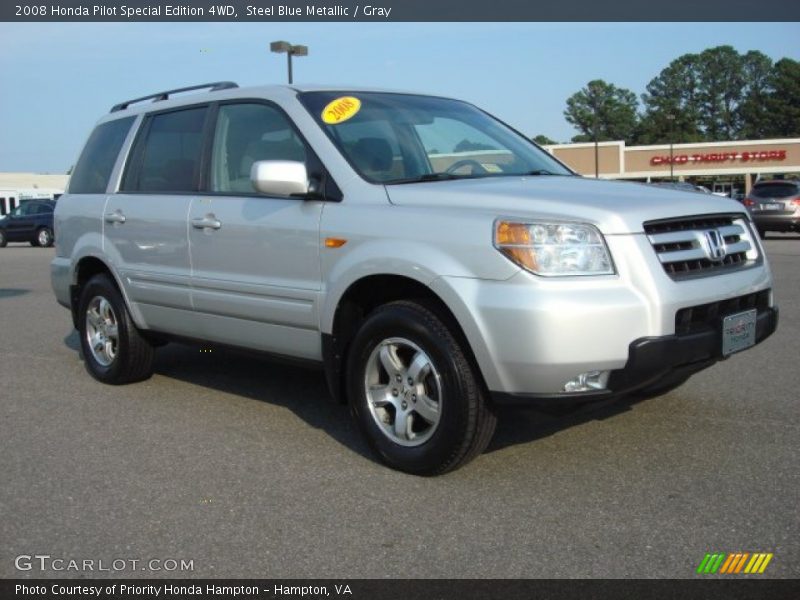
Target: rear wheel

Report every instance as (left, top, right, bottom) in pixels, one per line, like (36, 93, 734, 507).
(0, 230, 6, 247)
(347, 300, 496, 475)
(77, 274, 155, 384)
(758, 229, 767, 240)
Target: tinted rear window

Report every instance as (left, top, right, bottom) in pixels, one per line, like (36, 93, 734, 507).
(69, 117, 135, 194)
(751, 182, 799, 198)
(123, 107, 208, 193)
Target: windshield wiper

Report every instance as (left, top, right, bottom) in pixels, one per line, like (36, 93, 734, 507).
(390, 173, 476, 184)
(522, 169, 559, 176)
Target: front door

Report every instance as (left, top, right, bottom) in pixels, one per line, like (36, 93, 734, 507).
(188, 102, 323, 360)
(5, 201, 38, 240)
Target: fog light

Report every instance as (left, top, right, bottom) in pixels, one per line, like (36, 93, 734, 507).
(563, 371, 610, 392)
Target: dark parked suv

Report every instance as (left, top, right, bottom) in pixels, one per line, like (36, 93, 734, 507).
(743, 180, 800, 238)
(0, 200, 56, 247)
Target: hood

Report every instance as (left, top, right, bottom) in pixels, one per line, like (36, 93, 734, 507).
(384, 175, 747, 234)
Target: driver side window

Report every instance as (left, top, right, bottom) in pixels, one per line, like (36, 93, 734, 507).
(211, 103, 307, 195)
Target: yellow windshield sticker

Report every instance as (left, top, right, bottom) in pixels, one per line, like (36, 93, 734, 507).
(322, 96, 361, 125)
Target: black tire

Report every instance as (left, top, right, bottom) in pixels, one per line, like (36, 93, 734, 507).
(77, 274, 155, 384)
(36, 227, 54, 247)
(0, 230, 6, 247)
(758, 229, 767, 240)
(347, 300, 496, 475)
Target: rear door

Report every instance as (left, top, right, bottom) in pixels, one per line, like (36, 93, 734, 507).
(187, 101, 324, 359)
(108, 105, 210, 336)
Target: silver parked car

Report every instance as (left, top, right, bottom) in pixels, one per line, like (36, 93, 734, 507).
(52, 83, 778, 474)
(742, 179, 800, 239)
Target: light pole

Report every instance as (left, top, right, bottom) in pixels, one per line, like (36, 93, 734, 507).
(665, 113, 676, 182)
(592, 95, 599, 179)
(270, 41, 308, 84)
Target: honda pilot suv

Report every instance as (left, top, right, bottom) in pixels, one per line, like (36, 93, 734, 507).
(51, 82, 778, 474)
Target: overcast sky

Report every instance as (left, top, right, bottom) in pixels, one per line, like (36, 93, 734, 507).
(1, 21, 798, 173)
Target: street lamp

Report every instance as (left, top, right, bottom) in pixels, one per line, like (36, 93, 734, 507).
(665, 113, 676, 182)
(270, 41, 308, 84)
(592, 95, 599, 179)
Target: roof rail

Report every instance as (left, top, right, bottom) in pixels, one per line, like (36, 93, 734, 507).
(110, 81, 239, 113)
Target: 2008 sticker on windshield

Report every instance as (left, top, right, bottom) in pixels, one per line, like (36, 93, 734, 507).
(322, 96, 361, 124)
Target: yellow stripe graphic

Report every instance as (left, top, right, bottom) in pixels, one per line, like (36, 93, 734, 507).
(744, 554, 761, 573)
(758, 554, 773, 574)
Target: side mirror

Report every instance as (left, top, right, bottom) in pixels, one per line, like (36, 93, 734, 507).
(250, 160, 309, 197)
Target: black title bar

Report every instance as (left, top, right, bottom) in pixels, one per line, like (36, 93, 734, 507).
(3, 0, 800, 22)
(3, 579, 800, 600)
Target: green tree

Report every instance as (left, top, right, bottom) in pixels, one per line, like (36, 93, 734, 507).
(564, 79, 638, 143)
(638, 53, 704, 144)
(532, 134, 557, 145)
(738, 51, 774, 139)
(638, 46, 784, 143)
(762, 58, 800, 138)
(696, 46, 747, 140)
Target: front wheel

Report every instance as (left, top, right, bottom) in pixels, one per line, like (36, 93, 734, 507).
(347, 301, 496, 475)
(36, 227, 54, 247)
(77, 274, 155, 384)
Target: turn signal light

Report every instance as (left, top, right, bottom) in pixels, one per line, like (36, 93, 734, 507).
(494, 222, 537, 271)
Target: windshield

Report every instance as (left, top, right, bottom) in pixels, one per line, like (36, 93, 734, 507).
(298, 91, 573, 184)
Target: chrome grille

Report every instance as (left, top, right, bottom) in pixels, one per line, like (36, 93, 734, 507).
(644, 214, 759, 279)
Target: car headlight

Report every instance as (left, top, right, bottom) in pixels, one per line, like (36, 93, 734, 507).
(494, 220, 615, 276)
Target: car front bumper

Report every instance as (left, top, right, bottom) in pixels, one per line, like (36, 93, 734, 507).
(491, 305, 778, 407)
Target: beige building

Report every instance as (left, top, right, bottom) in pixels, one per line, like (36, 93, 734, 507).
(0, 172, 68, 215)
(544, 138, 800, 198)
(0, 172, 69, 190)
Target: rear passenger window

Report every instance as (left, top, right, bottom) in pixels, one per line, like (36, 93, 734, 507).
(125, 107, 208, 193)
(210, 103, 307, 194)
(68, 117, 135, 194)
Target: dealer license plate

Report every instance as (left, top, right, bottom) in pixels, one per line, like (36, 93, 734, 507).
(722, 309, 757, 356)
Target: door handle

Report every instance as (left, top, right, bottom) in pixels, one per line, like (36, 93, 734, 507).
(191, 215, 222, 230)
(104, 211, 126, 224)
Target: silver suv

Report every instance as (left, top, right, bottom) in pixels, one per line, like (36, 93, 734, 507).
(52, 82, 778, 474)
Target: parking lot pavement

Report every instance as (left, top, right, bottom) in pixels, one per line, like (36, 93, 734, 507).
(1, 237, 798, 579)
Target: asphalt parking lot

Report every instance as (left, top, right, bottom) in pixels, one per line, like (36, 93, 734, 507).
(1, 237, 798, 579)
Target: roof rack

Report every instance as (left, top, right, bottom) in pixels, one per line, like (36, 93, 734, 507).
(110, 81, 239, 113)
